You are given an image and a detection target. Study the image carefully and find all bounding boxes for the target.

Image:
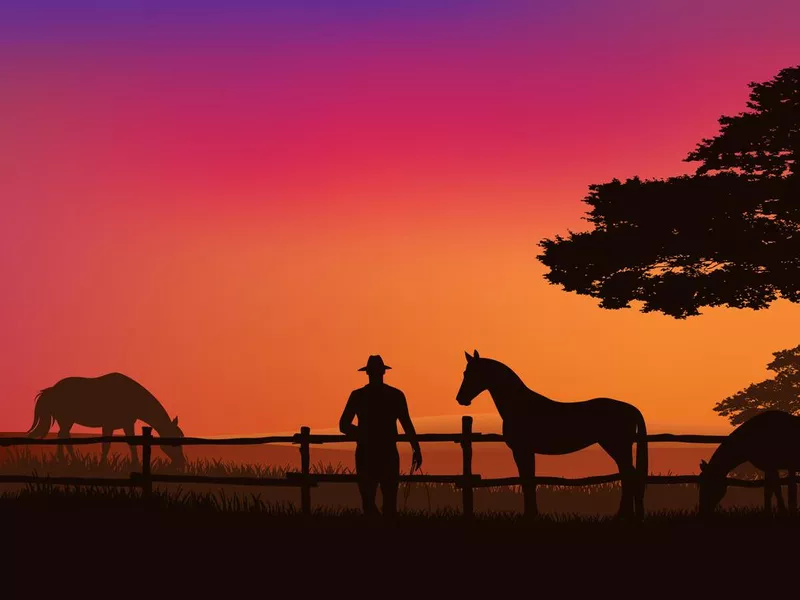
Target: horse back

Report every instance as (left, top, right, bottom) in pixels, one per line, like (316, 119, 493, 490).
(51, 373, 156, 409)
(45, 372, 159, 427)
(534, 396, 643, 426)
(733, 410, 800, 438)
(504, 396, 644, 454)
(726, 411, 800, 466)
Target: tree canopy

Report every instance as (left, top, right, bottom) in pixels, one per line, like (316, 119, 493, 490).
(537, 64, 800, 319)
(713, 344, 800, 426)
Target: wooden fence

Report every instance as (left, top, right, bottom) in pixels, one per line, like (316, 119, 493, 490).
(0, 416, 796, 516)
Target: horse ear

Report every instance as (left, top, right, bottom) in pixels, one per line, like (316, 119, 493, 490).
(473, 350, 480, 359)
(700, 460, 707, 471)
(465, 351, 472, 363)
(173, 416, 179, 426)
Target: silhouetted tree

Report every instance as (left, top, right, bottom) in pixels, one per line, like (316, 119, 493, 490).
(537, 65, 800, 319)
(713, 344, 800, 426)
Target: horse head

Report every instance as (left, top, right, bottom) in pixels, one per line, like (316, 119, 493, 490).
(161, 416, 187, 470)
(457, 350, 488, 406)
(697, 459, 726, 517)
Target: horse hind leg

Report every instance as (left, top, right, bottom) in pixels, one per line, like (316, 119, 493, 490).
(511, 447, 538, 519)
(101, 426, 113, 466)
(633, 441, 646, 520)
(600, 441, 635, 520)
(123, 423, 140, 469)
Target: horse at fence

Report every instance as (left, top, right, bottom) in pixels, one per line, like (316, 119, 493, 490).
(698, 410, 800, 517)
(456, 350, 648, 520)
(27, 372, 186, 470)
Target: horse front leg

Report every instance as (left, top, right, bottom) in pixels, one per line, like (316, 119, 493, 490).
(123, 424, 140, 471)
(764, 470, 785, 515)
(773, 471, 787, 516)
(618, 466, 636, 520)
(57, 422, 74, 463)
(512, 447, 538, 519)
(764, 475, 773, 515)
(101, 426, 114, 467)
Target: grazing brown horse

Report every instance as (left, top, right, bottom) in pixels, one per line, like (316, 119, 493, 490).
(456, 350, 648, 519)
(698, 410, 800, 516)
(27, 372, 186, 469)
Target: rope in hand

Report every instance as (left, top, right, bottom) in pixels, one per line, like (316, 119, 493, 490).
(401, 452, 424, 513)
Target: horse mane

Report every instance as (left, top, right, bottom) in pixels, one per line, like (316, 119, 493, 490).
(482, 357, 556, 403)
(483, 358, 527, 390)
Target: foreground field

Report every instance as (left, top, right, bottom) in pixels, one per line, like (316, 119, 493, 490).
(4, 457, 798, 592)
(5, 484, 800, 593)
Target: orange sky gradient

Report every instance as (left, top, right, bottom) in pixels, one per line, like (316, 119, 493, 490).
(2, 2, 800, 437)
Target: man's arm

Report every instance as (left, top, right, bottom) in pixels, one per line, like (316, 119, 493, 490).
(397, 392, 423, 470)
(339, 392, 359, 437)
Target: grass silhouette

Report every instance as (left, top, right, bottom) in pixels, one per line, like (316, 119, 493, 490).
(0, 448, 778, 518)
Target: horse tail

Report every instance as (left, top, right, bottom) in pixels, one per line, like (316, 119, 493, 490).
(635, 409, 648, 491)
(27, 389, 55, 438)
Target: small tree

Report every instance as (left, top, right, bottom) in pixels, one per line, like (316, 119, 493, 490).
(537, 65, 800, 319)
(713, 344, 800, 426)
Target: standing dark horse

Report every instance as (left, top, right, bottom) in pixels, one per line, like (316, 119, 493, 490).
(456, 350, 648, 519)
(27, 372, 187, 469)
(698, 410, 800, 516)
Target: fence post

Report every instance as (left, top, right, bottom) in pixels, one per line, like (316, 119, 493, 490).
(789, 470, 797, 515)
(299, 426, 311, 516)
(141, 427, 153, 500)
(461, 416, 474, 519)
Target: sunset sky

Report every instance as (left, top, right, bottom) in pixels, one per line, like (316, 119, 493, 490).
(2, 1, 800, 437)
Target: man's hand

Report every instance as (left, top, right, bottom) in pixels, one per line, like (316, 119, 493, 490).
(411, 448, 423, 472)
(339, 392, 359, 438)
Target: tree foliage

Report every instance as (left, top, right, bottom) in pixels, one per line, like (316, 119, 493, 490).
(537, 65, 800, 318)
(713, 344, 800, 426)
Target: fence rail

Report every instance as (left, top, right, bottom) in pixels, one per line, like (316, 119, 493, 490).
(0, 417, 795, 516)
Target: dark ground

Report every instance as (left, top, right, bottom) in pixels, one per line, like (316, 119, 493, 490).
(4, 499, 797, 595)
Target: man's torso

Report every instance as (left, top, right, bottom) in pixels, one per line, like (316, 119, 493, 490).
(350, 383, 404, 449)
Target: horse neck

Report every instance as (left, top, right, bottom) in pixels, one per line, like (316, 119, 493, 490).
(484, 360, 547, 419)
(708, 437, 747, 477)
(136, 396, 176, 437)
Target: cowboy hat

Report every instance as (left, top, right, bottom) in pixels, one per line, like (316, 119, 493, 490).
(358, 355, 392, 373)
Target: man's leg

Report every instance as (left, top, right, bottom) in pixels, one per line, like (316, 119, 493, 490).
(380, 478, 399, 519)
(356, 449, 379, 516)
(358, 478, 379, 516)
(380, 447, 401, 519)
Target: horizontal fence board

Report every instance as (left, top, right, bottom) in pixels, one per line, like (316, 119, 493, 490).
(0, 436, 138, 446)
(466, 475, 791, 488)
(144, 435, 298, 446)
(0, 435, 298, 447)
(0, 475, 136, 486)
(303, 433, 470, 444)
(0, 473, 791, 489)
(471, 474, 622, 488)
(285, 472, 469, 484)
(143, 473, 317, 487)
(0, 432, 731, 447)
(646, 434, 728, 444)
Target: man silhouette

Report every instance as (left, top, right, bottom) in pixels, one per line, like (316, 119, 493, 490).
(339, 355, 423, 518)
